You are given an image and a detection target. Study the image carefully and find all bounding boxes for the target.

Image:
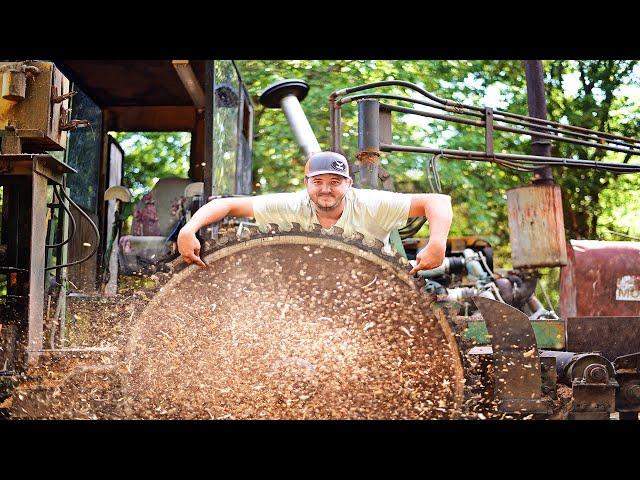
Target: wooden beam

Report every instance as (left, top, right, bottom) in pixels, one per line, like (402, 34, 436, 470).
(172, 60, 206, 109)
(104, 106, 196, 132)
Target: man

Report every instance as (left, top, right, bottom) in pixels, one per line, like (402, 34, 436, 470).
(178, 151, 452, 274)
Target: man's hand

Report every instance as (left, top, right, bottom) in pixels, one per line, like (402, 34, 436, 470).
(409, 241, 446, 275)
(177, 227, 207, 268)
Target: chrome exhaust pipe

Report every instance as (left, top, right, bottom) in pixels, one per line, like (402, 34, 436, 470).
(259, 79, 321, 158)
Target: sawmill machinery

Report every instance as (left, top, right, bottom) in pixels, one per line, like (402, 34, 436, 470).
(318, 72, 640, 419)
(120, 71, 640, 420)
(3, 60, 640, 420)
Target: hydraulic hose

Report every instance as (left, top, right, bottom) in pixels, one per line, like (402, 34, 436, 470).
(45, 185, 100, 272)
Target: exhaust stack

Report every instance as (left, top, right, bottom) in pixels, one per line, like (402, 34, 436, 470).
(259, 79, 321, 158)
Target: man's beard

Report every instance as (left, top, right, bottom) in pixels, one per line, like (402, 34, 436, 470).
(311, 193, 345, 212)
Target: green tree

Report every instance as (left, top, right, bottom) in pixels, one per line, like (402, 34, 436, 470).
(110, 131, 191, 202)
(544, 60, 640, 239)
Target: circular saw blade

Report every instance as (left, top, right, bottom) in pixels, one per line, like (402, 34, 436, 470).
(123, 225, 465, 419)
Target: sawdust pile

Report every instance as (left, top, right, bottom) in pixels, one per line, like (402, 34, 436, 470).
(122, 243, 463, 419)
(8, 354, 124, 419)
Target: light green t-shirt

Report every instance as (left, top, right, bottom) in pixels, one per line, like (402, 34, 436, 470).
(252, 188, 412, 253)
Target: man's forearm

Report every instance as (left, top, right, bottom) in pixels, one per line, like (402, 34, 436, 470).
(424, 199, 453, 246)
(181, 199, 231, 234)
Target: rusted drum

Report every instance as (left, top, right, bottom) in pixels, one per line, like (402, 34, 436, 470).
(507, 184, 568, 269)
(123, 227, 465, 419)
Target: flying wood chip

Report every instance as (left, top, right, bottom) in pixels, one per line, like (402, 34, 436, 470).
(122, 225, 465, 419)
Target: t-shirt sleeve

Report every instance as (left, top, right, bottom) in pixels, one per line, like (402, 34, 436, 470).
(251, 192, 302, 226)
(365, 190, 412, 231)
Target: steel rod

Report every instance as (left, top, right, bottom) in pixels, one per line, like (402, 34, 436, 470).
(380, 143, 640, 173)
(333, 80, 640, 146)
(341, 93, 640, 151)
(379, 103, 640, 157)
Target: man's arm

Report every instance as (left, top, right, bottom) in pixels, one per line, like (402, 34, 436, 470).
(177, 197, 254, 267)
(407, 193, 453, 274)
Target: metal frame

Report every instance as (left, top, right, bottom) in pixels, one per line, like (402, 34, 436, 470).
(0, 154, 76, 368)
(202, 60, 253, 238)
(235, 74, 254, 195)
(329, 80, 640, 174)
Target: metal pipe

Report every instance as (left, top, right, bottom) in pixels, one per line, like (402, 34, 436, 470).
(342, 92, 640, 153)
(331, 78, 640, 175)
(331, 79, 459, 107)
(358, 99, 381, 154)
(280, 95, 321, 157)
(495, 106, 640, 145)
(329, 92, 342, 154)
(259, 80, 320, 158)
(379, 103, 640, 157)
(379, 143, 640, 173)
(334, 79, 640, 147)
(356, 99, 382, 188)
(525, 60, 553, 183)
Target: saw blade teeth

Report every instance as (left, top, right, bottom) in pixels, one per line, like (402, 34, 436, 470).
(362, 236, 384, 249)
(380, 246, 396, 257)
(413, 276, 427, 289)
(298, 222, 313, 233)
(257, 224, 270, 234)
(266, 223, 279, 234)
(227, 230, 240, 243)
(244, 225, 261, 237)
(310, 223, 323, 234)
(167, 256, 182, 271)
(343, 231, 364, 242)
(277, 221, 293, 232)
(289, 222, 303, 233)
(237, 227, 252, 241)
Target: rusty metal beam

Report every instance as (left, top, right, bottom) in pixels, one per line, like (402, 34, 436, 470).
(567, 316, 640, 361)
(524, 60, 553, 183)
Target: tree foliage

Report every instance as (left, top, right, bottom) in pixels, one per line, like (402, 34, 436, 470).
(110, 131, 191, 202)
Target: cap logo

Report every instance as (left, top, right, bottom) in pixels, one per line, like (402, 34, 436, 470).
(331, 160, 346, 171)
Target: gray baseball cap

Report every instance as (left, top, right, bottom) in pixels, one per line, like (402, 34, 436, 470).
(304, 151, 350, 179)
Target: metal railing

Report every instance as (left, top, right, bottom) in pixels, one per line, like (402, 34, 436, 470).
(329, 80, 640, 174)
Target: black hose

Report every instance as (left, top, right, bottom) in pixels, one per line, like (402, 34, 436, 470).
(45, 186, 100, 272)
(45, 184, 77, 249)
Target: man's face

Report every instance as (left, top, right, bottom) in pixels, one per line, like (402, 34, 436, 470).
(304, 174, 352, 211)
